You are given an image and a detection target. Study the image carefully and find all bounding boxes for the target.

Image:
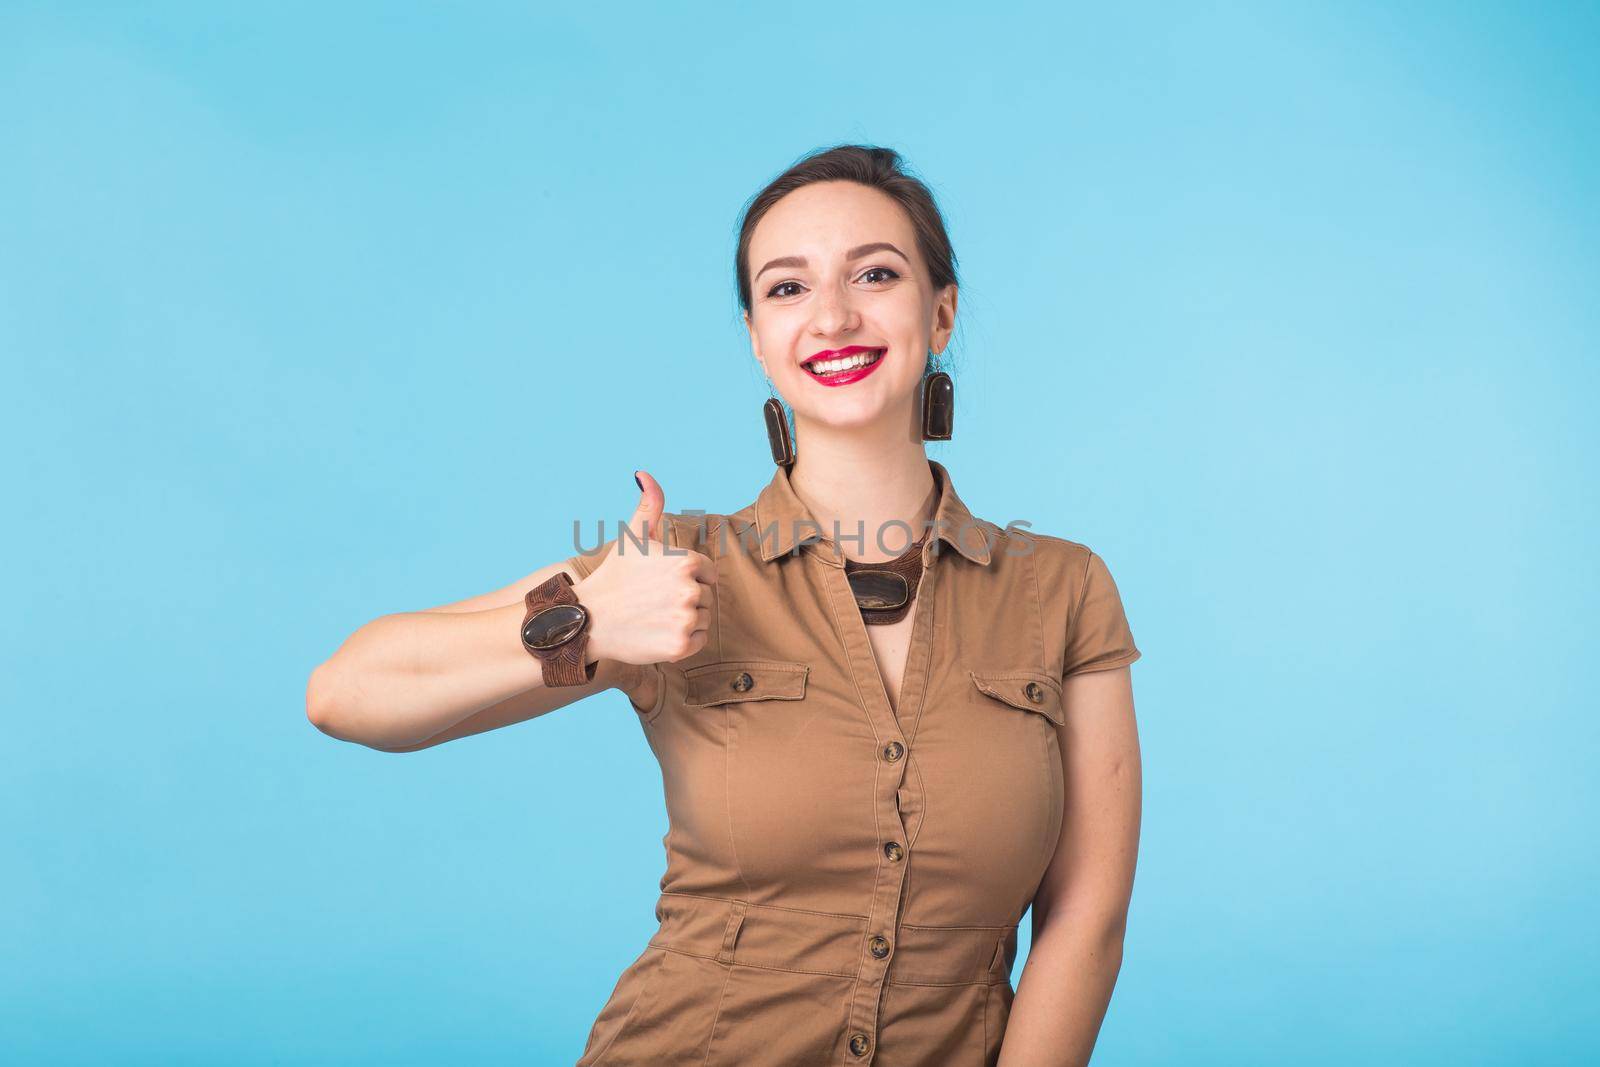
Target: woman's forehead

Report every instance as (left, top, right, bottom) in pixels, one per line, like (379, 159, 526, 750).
(751, 183, 913, 257)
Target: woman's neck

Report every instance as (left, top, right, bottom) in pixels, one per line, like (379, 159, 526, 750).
(787, 417, 937, 564)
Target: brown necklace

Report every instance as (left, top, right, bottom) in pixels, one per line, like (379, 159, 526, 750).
(843, 532, 929, 626)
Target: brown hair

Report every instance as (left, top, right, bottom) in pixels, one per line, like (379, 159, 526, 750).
(734, 144, 961, 376)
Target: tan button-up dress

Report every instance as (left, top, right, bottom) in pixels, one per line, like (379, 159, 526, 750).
(563, 459, 1140, 1066)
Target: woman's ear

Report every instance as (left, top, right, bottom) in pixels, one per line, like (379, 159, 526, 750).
(745, 311, 768, 376)
(930, 284, 958, 354)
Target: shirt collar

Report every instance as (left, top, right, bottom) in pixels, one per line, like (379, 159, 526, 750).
(747, 458, 993, 568)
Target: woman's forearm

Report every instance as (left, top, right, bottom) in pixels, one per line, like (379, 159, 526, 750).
(306, 600, 614, 751)
(997, 913, 1126, 1067)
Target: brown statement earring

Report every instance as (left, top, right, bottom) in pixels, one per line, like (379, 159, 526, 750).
(763, 393, 795, 468)
(920, 363, 954, 441)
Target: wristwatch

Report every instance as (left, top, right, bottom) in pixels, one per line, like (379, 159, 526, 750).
(520, 572, 597, 686)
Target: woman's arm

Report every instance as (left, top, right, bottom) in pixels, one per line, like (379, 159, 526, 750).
(304, 556, 637, 752)
(306, 477, 713, 752)
(999, 664, 1142, 1067)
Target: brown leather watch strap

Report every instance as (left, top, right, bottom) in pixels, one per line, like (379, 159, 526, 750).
(521, 572, 597, 687)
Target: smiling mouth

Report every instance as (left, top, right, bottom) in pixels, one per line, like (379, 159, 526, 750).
(804, 348, 886, 378)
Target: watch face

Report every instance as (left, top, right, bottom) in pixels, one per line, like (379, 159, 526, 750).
(521, 603, 589, 651)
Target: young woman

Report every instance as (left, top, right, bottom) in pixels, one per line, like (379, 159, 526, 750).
(308, 144, 1143, 1067)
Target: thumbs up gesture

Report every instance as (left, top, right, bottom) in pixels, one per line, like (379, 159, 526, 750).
(577, 470, 717, 667)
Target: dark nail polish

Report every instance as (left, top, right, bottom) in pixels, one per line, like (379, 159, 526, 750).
(634, 472, 643, 491)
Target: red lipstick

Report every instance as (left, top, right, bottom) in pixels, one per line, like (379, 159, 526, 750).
(801, 345, 887, 387)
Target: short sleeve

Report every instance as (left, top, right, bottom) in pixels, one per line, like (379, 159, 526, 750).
(1062, 551, 1142, 677)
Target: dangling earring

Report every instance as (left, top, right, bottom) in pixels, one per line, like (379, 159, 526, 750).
(920, 353, 954, 441)
(763, 389, 795, 467)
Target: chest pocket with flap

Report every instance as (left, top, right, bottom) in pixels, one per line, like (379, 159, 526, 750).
(968, 669, 1065, 727)
(683, 660, 809, 707)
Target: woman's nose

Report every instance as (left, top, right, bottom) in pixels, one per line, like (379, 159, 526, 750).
(808, 283, 859, 334)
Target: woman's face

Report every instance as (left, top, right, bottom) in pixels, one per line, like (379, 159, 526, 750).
(743, 181, 956, 435)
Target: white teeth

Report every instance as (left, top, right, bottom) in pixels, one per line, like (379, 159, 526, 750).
(807, 349, 883, 375)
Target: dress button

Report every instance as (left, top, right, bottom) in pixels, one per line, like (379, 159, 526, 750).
(883, 841, 904, 862)
(881, 740, 904, 762)
(868, 935, 890, 959)
(1024, 681, 1044, 703)
(848, 1033, 870, 1056)
(731, 671, 753, 692)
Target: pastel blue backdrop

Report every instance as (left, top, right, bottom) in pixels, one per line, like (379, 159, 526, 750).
(5, 3, 1595, 1065)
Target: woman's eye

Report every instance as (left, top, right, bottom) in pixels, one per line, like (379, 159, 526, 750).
(767, 267, 897, 300)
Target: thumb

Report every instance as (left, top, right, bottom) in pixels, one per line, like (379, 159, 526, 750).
(625, 469, 667, 553)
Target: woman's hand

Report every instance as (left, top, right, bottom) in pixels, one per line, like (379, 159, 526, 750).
(576, 470, 716, 667)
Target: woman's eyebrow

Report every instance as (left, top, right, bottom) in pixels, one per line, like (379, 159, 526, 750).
(754, 242, 909, 282)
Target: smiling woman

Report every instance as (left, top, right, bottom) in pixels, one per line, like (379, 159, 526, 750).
(306, 143, 1142, 1067)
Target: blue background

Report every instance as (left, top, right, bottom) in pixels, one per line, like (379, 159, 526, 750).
(5, 3, 1596, 1064)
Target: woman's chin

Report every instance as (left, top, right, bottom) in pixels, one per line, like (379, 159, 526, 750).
(794, 398, 914, 434)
